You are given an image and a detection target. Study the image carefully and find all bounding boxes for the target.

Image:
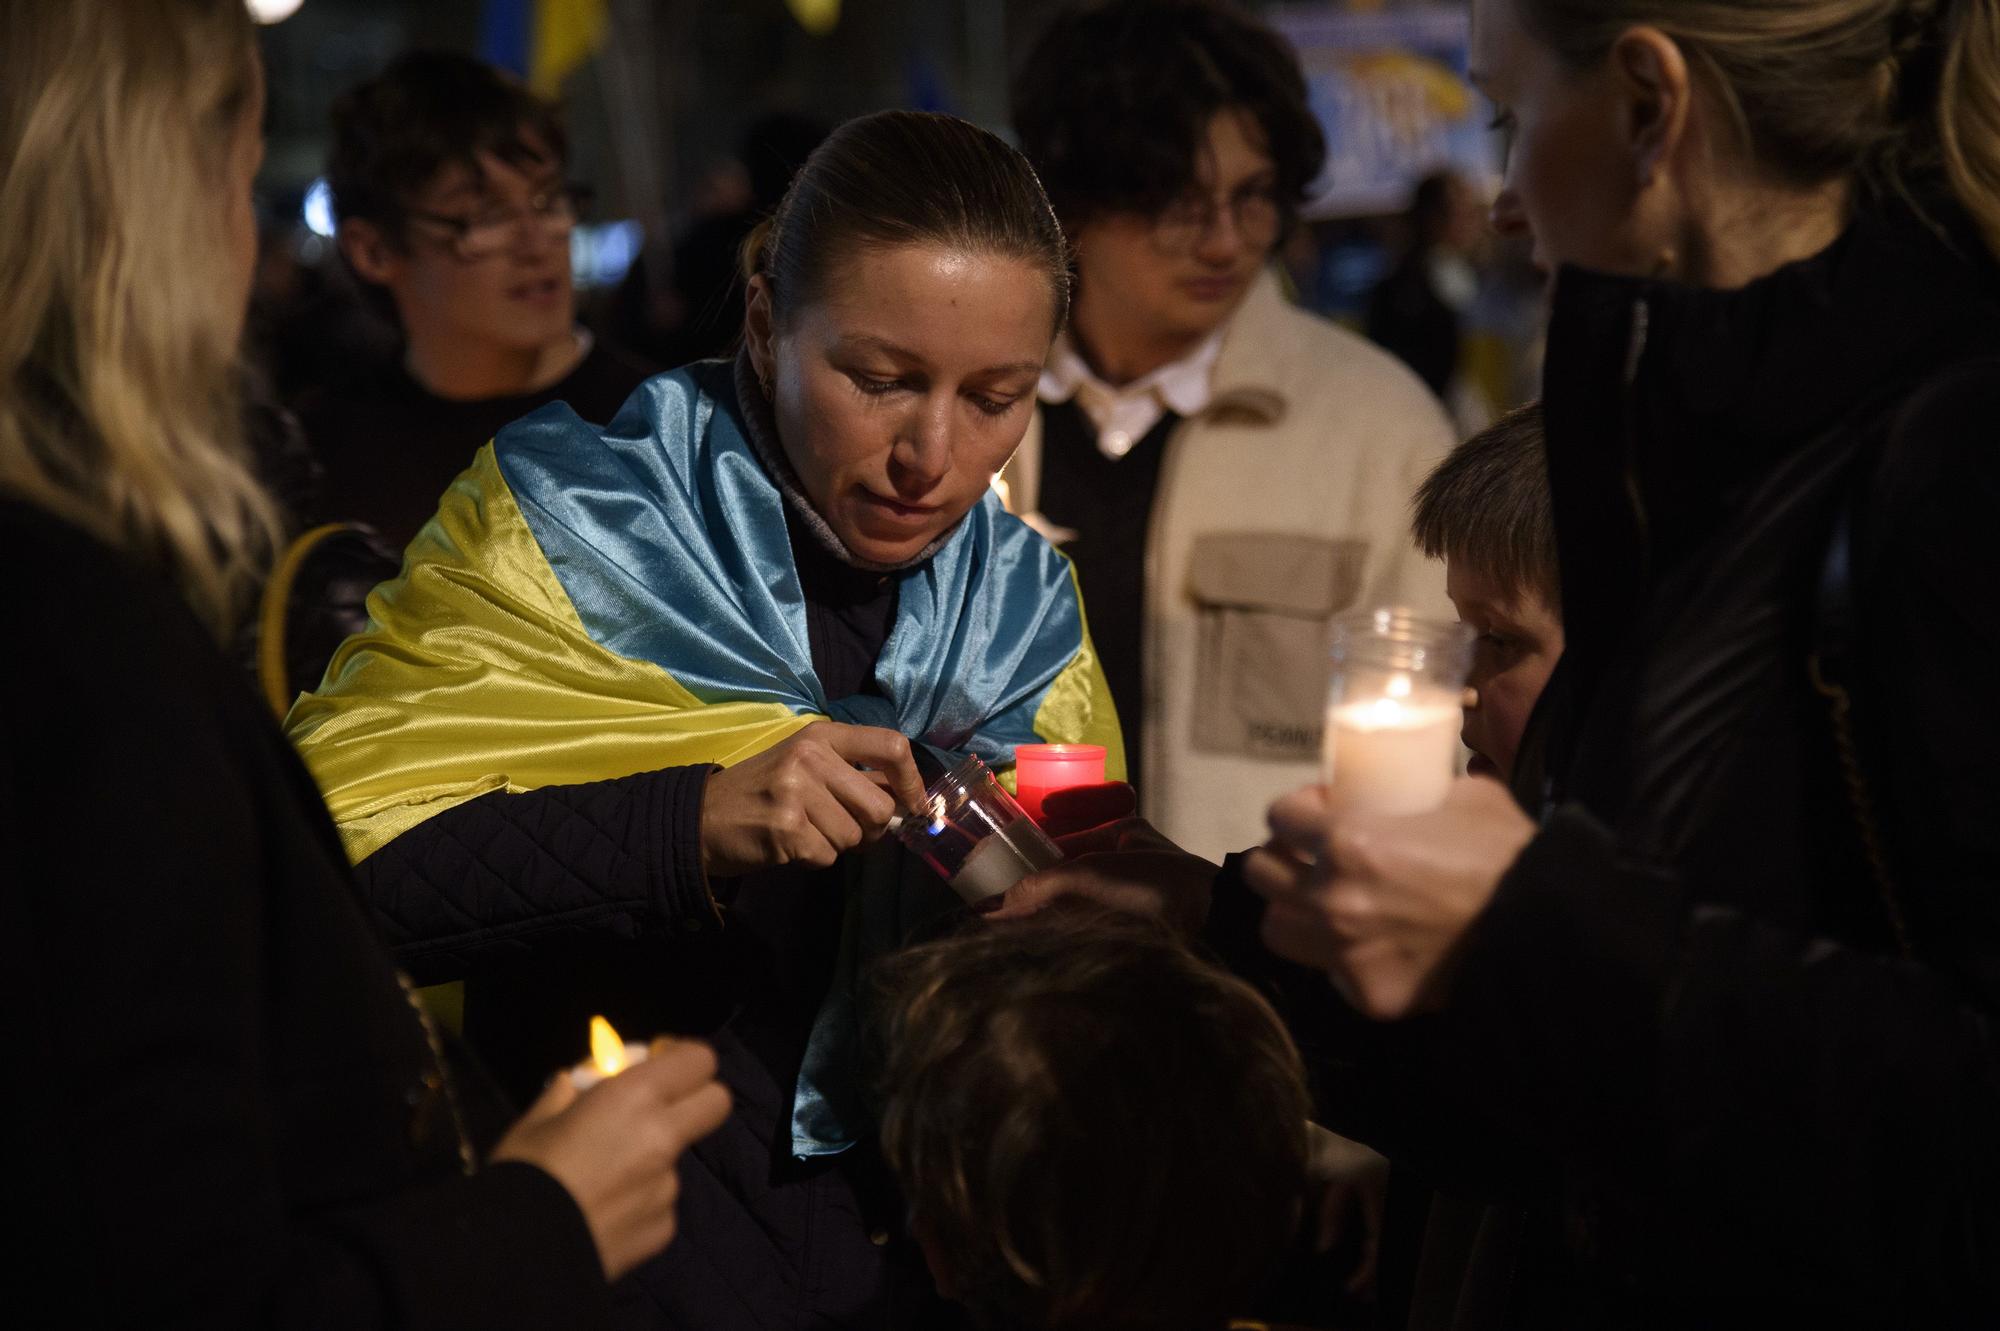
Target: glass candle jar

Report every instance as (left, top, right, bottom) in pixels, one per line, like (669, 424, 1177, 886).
(1322, 607, 1474, 816)
(895, 754, 1064, 902)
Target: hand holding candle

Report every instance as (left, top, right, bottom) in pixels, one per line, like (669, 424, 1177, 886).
(1245, 778, 1535, 1019)
(492, 1022, 732, 1280)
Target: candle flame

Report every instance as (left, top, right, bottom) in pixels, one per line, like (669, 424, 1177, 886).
(589, 1015, 627, 1077)
(1387, 672, 1413, 699)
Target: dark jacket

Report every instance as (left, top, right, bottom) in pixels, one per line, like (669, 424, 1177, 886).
(1, 501, 610, 1330)
(346, 507, 963, 1330)
(1214, 196, 2000, 1327)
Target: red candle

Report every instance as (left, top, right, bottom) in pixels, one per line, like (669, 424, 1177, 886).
(1012, 743, 1108, 823)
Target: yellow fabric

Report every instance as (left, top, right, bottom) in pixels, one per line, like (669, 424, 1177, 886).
(284, 445, 814, 866)
(1031, 562, 1128, 782)
(529, 0, 608, 96)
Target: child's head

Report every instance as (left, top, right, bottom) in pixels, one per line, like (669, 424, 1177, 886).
(1412, 402, 1564, 783)
(872, 907, 1310, 1331)
(327, 52, 577, 357)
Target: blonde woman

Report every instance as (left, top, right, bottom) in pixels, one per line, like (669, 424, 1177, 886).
(0, 3, 727, 1326)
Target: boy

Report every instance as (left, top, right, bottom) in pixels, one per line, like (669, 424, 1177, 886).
(1410, 401, 1564, 787)
(871, 907, 1311, 1331)
(299, 52, 653, 551)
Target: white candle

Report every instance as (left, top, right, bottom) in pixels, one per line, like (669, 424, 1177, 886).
(949, 829, 1054, 903)
(1322, 697, 1461, 816)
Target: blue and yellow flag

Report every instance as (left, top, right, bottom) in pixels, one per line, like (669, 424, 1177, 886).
(480, 0, 608, 97)
(285, 360, 1120, 1153)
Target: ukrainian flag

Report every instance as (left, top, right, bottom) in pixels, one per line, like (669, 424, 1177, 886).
(479, 0, 607, 97)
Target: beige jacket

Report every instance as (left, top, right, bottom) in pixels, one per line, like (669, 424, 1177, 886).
(1003, 270, 1456, 860)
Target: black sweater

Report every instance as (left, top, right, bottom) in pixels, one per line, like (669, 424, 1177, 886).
(0, 500, 609, 1330)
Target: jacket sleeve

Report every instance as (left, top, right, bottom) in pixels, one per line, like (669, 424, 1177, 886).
(353, 764, 720, 986)
(1203, 855, 1553, 1203)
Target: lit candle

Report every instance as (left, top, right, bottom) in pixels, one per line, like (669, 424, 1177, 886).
(1012, 743, 1108, 823)
(1322, 689, 1461, 816)
(569, 1014, 649, 1090)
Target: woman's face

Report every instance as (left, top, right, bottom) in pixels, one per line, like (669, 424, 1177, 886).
(1470, 0, 1678, 277)
(748, 244, 1054, 566)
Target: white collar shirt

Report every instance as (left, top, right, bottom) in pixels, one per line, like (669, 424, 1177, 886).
(1037, 328, 1226, 460)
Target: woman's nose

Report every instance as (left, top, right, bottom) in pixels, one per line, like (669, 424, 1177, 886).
(890, 398, 954, 493)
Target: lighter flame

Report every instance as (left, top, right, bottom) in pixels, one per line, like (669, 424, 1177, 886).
(589, 1015, 628, 1077)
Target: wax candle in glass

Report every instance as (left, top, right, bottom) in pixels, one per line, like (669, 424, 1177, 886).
(1321, 608, 1473, 816)
(1011, 743, 1108, 823)
(895, 754, 1064, 903)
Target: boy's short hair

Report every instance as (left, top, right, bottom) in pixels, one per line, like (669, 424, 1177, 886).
(327, 50, 566, 239)
(1411, 401, 1560, 609)
(1011, 0, 1327, 232)
(871, 906, 1310, 1331)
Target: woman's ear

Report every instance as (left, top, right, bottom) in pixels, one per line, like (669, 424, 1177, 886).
(743, 274, 778, 396)
(1610, 25, 1693, 189)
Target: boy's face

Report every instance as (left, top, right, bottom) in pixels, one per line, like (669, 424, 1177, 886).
(1447, 560, 1564, 783)
(342, 135, 576, 362)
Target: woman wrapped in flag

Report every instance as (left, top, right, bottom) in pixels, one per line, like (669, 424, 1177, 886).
(285, 111, 1120, 1328)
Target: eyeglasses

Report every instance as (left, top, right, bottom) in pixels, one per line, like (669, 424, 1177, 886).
(1150, 184, 1283, 256)
(404, 183, 594, 261)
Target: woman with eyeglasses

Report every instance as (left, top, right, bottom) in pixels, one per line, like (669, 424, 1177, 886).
(1, 3, 733, 1327)
(296, 51, 655, 555)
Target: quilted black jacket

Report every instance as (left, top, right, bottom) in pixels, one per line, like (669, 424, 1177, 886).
(346, 508, 963, 1330)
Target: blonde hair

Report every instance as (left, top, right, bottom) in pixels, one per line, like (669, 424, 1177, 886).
(1515, 0, 2000, 256)
(0, 0, 280, 636)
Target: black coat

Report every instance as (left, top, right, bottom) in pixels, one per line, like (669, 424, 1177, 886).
(1, 501, 610, 1329)
(1214, 196, 2000, 1326)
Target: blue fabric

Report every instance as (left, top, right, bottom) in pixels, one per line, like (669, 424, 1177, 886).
(490, 360, 1089, 1155)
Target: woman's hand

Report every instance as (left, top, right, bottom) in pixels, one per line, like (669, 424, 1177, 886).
(1244, 777, 1536, 1019)
(491, 1037, 732, 1282)
(698, 721, 928, 877)
(991, 812, 1219, 939)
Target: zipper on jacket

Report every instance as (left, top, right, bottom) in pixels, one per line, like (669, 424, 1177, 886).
(1620, 293, 1655, 577)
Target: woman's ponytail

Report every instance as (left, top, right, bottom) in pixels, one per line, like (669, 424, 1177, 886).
(739, 214, 776, 287)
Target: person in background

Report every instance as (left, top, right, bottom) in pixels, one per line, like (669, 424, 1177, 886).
(1409, 401, 1563, 790)
(1365, 170, 1490, 410)
(1007, 0, 1456, 864)
(871, 906, 1310, 1331)
(0, 3, 727, 1327)
(604, 111, 831, 369)
(298, 51, 654, 553)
